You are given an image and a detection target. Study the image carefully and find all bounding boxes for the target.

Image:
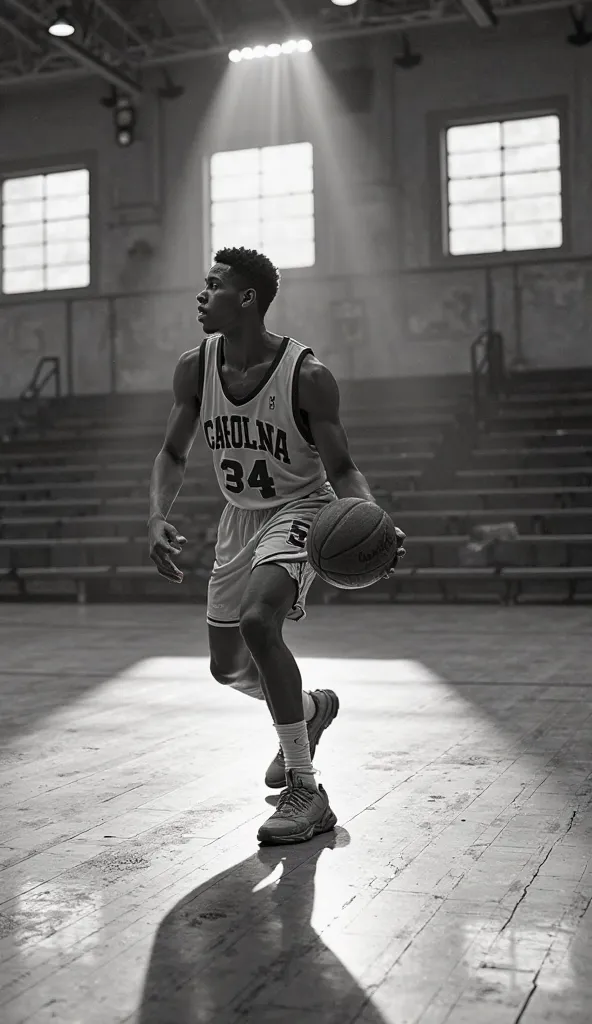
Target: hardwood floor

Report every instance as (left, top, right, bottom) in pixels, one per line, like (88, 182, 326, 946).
(1, 602, 591, 1023)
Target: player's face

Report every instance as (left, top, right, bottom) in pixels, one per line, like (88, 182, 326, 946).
(196, 264, 243, 334)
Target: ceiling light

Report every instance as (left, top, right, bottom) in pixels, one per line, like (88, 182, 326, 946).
(48, 5, 75, 37)
(229, 39, 313, 63)
(331, 0, 358, 6)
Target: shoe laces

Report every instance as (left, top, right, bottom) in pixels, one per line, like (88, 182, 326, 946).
(276, 782, 315, 816)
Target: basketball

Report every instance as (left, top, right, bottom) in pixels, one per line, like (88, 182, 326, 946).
(307, 497, 399, 589)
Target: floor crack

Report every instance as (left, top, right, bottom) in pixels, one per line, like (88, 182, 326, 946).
(514, 964, 542, 1023)
(511, 878, 591, 1023)
(501, 810, 577, 935)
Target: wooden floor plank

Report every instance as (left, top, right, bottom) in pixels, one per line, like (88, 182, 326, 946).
(0, 603, 591, 1023)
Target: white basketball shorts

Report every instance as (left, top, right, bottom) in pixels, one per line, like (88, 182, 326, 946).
(206, 481, 335, 628)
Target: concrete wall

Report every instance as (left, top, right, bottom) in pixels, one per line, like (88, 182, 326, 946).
(0, 11, 589, 398)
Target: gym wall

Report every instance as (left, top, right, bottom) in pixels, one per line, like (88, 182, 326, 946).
(0, 10, 587, 397)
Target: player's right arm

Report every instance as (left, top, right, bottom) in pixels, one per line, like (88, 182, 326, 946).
(148, 348, 202, 583)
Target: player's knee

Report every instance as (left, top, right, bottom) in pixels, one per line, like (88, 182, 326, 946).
(239, 604, 277, 654)
(209, 655, 264, 700)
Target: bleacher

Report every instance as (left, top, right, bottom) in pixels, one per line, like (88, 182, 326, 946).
(381, 364, 592, 604)
(2, 343, 592, 604)
(0, 379, 457, 602)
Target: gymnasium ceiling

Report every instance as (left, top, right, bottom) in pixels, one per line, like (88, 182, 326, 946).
(0, 0, 584, 93)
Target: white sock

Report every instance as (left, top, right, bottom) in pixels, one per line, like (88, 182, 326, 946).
(303, 691, 316, 722)
(275, 721, 318, 788)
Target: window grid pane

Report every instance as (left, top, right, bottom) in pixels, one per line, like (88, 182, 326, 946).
(210, 144, 315, 270)
(1, 168, 90, 294)
(445, 114, 562, 256)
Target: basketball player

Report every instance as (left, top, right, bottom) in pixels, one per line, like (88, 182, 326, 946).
(148, 247, 405, 845)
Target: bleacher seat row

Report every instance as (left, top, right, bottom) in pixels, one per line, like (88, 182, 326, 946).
(3, 370, 592, 603)
(4, 564, 592, 606)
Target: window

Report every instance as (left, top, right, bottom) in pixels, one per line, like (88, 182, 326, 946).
(210, 143, 314, 269)
(1, 168, 90, 294)
(444, 114, 562, 256)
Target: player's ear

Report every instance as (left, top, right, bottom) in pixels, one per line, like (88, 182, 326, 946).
(241, 288, 256, 308)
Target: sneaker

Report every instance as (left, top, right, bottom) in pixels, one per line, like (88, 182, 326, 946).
(264, 689, 340, 789)
(257, 769, 337, 845)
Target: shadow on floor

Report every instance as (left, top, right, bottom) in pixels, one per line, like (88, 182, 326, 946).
(137, 828, 388, 1024)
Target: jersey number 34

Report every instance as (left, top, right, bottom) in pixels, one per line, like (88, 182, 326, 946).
(221, 458, 276, 499)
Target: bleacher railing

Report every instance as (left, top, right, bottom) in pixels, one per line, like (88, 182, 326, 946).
(1, 356, 61, 443)
(471, 330, 505, 424)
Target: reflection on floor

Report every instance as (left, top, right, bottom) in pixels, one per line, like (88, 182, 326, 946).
(0, 603, 591, 1024)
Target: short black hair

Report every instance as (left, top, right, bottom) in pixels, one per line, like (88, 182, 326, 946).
(214, 247, 280, 318)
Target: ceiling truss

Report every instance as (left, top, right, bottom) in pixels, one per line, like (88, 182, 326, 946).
(0, 0, 586, 94)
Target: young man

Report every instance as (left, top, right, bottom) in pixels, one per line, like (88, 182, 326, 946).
(148, 247, 404, 846)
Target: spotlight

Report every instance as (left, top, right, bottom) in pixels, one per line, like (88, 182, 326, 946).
(48, 4, 75, 37)
(331, 0, 358, 5)
(228, 39, 313, 62)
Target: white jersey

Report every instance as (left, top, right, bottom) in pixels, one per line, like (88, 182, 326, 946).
(199, 334, 327, 510)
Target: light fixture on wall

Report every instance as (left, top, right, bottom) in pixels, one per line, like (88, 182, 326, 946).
(567, 5, 592, 45)
(228, 39, 312, 62)
(48, 4, 75, 37)
(101, 87, 137, 146)
(394, 34, 422, 69)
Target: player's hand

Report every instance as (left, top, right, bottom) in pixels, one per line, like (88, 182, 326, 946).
(383, 526, 406, 578)
(148, 517, 187, 583)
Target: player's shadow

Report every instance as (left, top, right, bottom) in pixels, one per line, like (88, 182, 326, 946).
(138, 828, 388, 1024)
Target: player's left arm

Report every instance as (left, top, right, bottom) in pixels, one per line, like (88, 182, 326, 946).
(299, 355, 374, 502)
(298, 356, 405, 570)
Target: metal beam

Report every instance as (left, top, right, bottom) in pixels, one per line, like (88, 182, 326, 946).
(355, 0, 370, 26)
(133, 0, 589, 66)
(48, 33, 143, 99)
(0, 13, 43, 52)
(0, 0, 590, 88)
(92, 0, 152, 51)
(193, 0, 225, 43)
(272, 0, 297, 30)
(2, 0, 143, 99)
(138, 0, 592, 64)
(459, 0, 498, 27)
